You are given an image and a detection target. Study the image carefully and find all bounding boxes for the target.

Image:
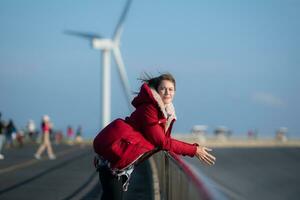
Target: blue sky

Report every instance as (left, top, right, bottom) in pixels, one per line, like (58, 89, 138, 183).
(1, 0, 299, 138)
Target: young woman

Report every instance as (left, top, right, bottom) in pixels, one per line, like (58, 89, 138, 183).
(93, 73, 216, 200)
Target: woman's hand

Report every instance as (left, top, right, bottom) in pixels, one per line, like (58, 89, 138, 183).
(195, 146, 216, 165)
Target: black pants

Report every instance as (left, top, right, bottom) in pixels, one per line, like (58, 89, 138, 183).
(98, 165, 126, 200)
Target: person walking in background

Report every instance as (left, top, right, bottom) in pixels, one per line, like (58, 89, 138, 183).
(6, 119, 16, 148)
(16, 129, 25, 148)
(54, 130, 63, 145)
(0, 112, 6, 159)
(75, 125, 84, 146)
(34, 115, 56, 160)
(27, 119, 36, 143)
(67, 125, 74, 145)
(93, 73, 216, 200)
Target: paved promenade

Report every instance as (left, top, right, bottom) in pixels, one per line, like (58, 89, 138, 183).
(185, 147, 300, 200)
(0, 143, 153, 200)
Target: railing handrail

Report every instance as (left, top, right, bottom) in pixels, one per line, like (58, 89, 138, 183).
(166, 152, 213, 200)
(153, 151, 214, 200)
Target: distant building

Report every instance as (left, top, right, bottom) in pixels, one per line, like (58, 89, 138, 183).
(247, 129, 258, 140)
(275, 127, 288, 142)
(214, 126, 229, 141)
(191, 125, 207, 143)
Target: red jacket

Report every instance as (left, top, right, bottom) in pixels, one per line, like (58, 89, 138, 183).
(93, 83, 197, 170)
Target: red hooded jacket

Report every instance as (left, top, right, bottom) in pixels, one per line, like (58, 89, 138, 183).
(93, 83, 197, 170)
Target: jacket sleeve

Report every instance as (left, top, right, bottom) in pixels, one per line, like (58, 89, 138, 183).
(137, 104, 197, 157)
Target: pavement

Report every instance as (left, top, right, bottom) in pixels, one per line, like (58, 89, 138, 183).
(4, 139, 298, 200)
(184, 147, 300, 200)
(0, 143, 153, 200)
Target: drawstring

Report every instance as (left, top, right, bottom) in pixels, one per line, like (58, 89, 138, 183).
(112, 165, 134, 191)
(94, 155, 134, 192)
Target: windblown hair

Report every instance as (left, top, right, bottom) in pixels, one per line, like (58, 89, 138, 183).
(139, 72, 176, 91)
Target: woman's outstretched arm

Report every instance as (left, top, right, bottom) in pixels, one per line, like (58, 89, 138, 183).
(134, 104, 197, 157)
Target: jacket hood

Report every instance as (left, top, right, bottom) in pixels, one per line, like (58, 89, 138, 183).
(131, 83, 154, 108)
(132, 83, 176, 131)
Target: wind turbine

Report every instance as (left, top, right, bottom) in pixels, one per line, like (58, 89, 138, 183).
(65, 0, 133, 128)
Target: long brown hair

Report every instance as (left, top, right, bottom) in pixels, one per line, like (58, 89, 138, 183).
(139, 72, 176, 91)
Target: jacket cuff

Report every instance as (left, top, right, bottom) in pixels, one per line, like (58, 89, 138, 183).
(191, 144, 198, 157)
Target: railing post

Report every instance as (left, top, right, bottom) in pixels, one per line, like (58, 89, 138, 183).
(164, 153, 169, 200)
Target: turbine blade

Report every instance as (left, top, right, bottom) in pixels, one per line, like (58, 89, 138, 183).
(64, 30, 102, 40)
(113, 0, 133, 43)
(112, 47, 132, 108)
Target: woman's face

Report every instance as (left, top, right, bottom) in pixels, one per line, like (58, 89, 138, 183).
(158, 80, 175, 105)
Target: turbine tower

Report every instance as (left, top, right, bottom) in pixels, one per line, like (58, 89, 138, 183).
(65, 0, 133, 128)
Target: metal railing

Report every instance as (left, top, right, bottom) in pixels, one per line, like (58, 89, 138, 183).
(152, 151, 213, 200)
